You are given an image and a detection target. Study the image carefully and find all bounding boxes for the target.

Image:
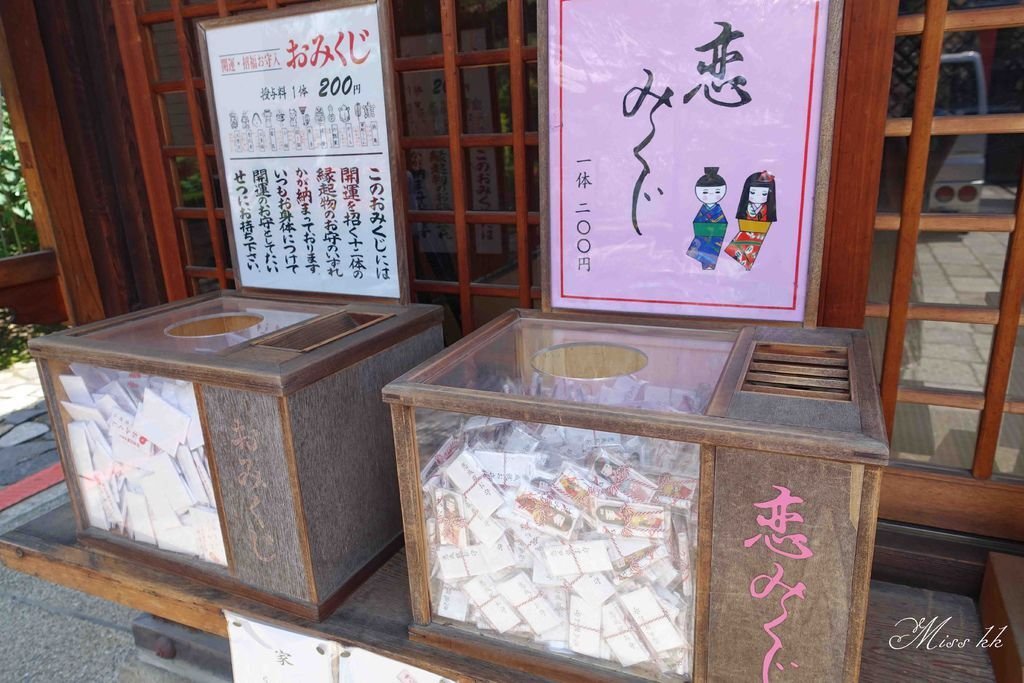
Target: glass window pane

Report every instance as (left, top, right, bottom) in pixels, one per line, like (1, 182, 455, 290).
(465, 147, 515, 212)
(461, 65, 512, 135)
(526, 61, 539, 132)
(172, 157, 204, 208)
(470, 224, 516, 284)
(394, 0, 443, 58)
(889, 28, 1024, 117)
(192, 277, 221, 295)
(877, 134, 1021, 214)
(864, 316, 888, 383)
(892, 402, 978, 471)
(524, 0, 538, 46)
(457, 0, 509, 52)
(1007, 323, 1024, 400)
(995, 412, 1024, 479)
(527, 144, 540, 212)
(149, 22, 182, 83)
(900, 320, 993, 393)
(163, 92, 194, 147)
(471, 295, 519, 328)
(401, 70, 448, 136)
(417, 291, 462, 344)
(411, 223, 458, 282)
(183, 219, 215, 268)
(868, 230, 1009, 306)
(406, 149, 453, 211)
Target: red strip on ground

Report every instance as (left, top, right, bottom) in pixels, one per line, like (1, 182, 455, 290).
(0, 462, 64, 512)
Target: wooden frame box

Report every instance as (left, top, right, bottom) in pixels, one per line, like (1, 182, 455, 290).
(383, 310, 888, 681)
(31, 290, 442, 619)
(25, 0, 444, 621)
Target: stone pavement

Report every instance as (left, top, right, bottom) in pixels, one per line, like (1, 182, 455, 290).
(0, 361, 58, 491)
(0, 361, 189, 683)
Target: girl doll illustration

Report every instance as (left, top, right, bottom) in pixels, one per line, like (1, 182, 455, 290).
(686, 167, 729, 270)
(724, 171, 777, 271)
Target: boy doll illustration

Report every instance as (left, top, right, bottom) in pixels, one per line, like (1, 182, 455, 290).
(724, 171, 777, 271)
(686, 167, 729, 270)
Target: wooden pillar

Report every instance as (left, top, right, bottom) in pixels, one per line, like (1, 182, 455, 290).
(0, 0, 105, 324)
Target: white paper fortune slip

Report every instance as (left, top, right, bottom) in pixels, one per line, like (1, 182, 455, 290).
(619, 586, 685, 653)
(474, 450, 534, 489)
(569, 594, 603, 658)
(601, 601, 651, 667)
(496, 572, 562, 635)
(59, 374, 95, 406)
(225, 610, 341, 683)
(464, 496, 505, 546)
(463, 576, 521, 633)
(436, 584, 470, 622)
(565, 571, 617, 607)
(436, 540, 514, 581)
(133, 388, 191, 455)
(61, 401, 107, 430)
(541, 540, 612, 577)
(445, 450, 503, 518)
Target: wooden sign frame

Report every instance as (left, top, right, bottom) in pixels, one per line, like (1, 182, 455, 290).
(538, 0, 845, 328)
(196, 0, 411, 305)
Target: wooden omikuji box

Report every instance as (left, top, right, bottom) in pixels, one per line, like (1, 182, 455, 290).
(383, 312, 888, 682)
(30, 291, 441, 619)
(26, 0, 443, 620)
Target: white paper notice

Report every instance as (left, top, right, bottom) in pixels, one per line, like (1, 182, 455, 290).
(202, 4, 399, 298)
(225, 611, 340, 683)
(339, 647, 455, 683)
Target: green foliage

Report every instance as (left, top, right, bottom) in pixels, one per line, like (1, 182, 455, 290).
(0, 310, 61, 369)
(0, 100, 39, 257)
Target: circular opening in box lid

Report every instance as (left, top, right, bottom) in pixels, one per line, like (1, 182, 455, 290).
(531, 342, 648, 380)
(164, 313, 264, 338)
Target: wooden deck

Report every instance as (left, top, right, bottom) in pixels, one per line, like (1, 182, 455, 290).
(0, 504, 997, 681)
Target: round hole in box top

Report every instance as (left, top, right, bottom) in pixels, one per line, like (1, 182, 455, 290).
(531, 342, 648, 380)
(164, 313, 264, 338)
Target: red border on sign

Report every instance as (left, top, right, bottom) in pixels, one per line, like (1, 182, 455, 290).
(557, 0, 821, 312)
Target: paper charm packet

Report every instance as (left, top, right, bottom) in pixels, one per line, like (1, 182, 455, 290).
(513, 487, 580, 540)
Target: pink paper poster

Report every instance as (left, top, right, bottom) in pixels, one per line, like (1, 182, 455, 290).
(548, 0, 831, 321)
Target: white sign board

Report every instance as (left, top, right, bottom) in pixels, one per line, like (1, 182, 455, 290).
(202, 2, 400, 299)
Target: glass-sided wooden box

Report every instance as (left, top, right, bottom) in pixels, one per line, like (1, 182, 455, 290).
(383, 310, 888, 682)
(30, 290, 442, 619)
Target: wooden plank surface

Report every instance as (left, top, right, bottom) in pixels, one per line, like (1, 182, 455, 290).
(0, 504, 1002, 682)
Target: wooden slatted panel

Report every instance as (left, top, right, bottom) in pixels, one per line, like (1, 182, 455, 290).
(878, 0, 948, 433)
(868, 2, 1024, 486)
(742, 343, 852, 402)
(123, 0, 540, 333)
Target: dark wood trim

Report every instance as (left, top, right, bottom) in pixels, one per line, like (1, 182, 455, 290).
(871, 519, 1024, 597)
(880, 467, 1024, 542)
(844, 466, 882, 683)
(0, 0, 105, 324)
(33, 0, 166, 316)
(818, 0, 899, 328)
(111, 0, 190, 301)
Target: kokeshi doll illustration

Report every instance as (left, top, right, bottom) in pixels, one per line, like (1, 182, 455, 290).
(686, 167, 729, 270)
(724, 171, 777, 271)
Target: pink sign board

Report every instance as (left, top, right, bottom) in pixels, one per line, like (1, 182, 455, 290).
(547, 0, 832, 321)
